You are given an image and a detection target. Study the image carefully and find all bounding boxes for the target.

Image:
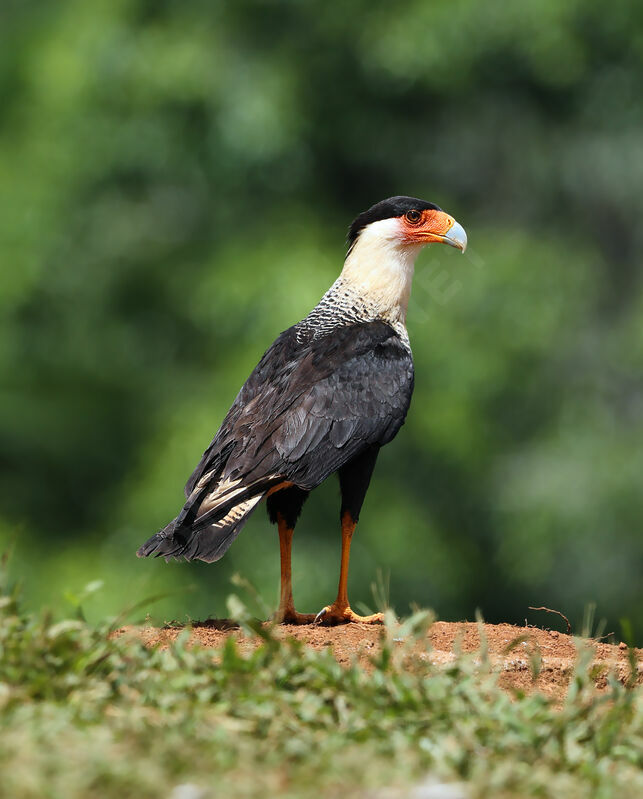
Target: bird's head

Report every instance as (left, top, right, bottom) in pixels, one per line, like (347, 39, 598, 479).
(341, 196, 467, 324)
(347, 196, 467, 255)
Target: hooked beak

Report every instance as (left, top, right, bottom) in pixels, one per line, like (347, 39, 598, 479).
(403, 209, 468, 253)
(442, 220, 467, 252)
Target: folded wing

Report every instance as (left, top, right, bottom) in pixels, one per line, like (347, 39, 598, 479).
(137, 320, 414, 562)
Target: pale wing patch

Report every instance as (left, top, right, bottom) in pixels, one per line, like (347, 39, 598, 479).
(196, 477, 243, 514)
(194, 469, 217, 491)
(196, 475, 280, 517)
(207, 495, 263, 531)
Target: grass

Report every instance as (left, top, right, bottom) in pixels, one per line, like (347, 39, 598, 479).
(0, 567, 641, 799)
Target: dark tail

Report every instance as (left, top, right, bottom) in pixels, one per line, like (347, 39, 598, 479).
(136, 494, 264, 563)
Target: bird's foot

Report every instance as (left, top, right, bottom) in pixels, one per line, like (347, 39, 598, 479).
(314, 603, 384, 626)
(274, 607, 318, 625)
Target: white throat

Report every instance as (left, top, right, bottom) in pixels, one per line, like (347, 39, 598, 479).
(339, 218, 423, 326)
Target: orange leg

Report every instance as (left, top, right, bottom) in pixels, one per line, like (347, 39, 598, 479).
(274, 513, 315, 625)
(315, 511, 384, 626)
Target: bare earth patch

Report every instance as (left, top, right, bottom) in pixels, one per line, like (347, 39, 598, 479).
(115, 620, 642, 701)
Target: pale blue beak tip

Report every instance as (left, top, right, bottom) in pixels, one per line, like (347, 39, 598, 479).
(444, 220, 467, 253)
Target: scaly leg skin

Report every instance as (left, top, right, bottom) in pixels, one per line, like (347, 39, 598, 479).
(274, 514, 317, 625)
(315, 604, 384, 626)
(315, 511, 384, 626)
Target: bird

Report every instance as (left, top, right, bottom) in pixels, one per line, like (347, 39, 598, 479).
(137, 196, 467, 625)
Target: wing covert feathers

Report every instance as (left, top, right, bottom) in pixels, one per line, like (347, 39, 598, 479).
(138, 320, 414, 563)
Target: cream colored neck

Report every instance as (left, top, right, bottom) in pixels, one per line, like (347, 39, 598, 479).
(339, 219, 423, 326)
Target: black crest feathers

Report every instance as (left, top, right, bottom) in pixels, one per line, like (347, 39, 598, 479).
(347, 196, 442, 249)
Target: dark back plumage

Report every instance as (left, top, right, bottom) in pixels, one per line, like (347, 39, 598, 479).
(138, 320, 414, 563)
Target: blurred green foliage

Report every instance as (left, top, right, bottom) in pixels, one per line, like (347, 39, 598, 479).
(1, 575, 642, 799)
(0, 0, 641, 638)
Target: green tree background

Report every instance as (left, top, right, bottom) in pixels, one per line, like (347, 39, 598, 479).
(1, 0, 641, 639)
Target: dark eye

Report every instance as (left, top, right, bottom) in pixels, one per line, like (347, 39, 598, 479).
(405, 210, 422, 224)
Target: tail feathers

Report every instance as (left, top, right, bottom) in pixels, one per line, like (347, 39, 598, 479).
(136, 495, 263, 563)
(184, 475, 280, 533)
(136, 518, 178, 559)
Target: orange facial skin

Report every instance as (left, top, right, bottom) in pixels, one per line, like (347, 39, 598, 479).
(401, 209, 456, 244)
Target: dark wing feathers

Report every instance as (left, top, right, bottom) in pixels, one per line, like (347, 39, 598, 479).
(205, 320, 414, 490)
(140, 320, 413, 562)
(183, 330, 309, 497)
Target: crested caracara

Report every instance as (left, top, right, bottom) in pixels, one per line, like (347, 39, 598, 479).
(137, 196, 467, 624)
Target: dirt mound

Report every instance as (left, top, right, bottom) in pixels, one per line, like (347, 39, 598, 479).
(116, 620, 642, 701)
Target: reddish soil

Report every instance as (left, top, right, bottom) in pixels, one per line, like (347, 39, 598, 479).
(115, 619, 642, 701)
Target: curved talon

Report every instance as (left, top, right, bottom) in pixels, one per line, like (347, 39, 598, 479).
(314, 607, 328, 624)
